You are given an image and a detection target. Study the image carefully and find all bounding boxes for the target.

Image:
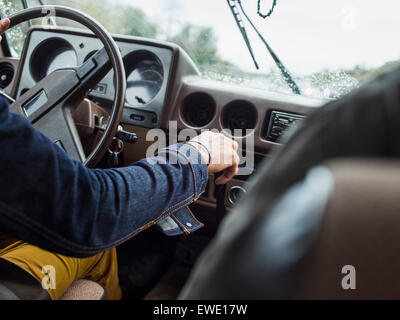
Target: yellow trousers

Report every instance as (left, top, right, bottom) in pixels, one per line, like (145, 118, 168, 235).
(0, 235, 121, 300)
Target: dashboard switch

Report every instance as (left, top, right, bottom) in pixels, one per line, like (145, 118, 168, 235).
(115, 130, 138, 144)
(130, 114, 145, 122)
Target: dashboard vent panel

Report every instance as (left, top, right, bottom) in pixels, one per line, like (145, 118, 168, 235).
(0, 62, 14, 89)
(222, 100, 257, 136)
(182, 92, 216, 128)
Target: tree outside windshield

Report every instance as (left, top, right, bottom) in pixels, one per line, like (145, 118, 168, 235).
(2, 0, 399, 100)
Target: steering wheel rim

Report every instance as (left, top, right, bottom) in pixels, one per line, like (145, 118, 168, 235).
(7, 5, 126, 167)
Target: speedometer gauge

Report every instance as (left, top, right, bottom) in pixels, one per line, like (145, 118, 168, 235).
(125, 58, 164, 106)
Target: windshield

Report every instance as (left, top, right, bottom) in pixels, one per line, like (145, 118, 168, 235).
(2, 0, 400, 99)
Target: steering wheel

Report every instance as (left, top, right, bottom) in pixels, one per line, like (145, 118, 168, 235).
(7, 5, 126, 167)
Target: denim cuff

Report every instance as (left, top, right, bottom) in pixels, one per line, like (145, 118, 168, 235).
(156, 143, 208, 199)
(156, 206, 204, 236)
(155, 143, 208, 236)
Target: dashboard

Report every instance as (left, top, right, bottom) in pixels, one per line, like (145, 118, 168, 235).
(0, 26, 326, 208)
(3, 26, 327, 148)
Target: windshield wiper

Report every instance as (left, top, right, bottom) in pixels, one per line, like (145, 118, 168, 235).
(226, 0, 259, 70)
(227, 0, 301, 95)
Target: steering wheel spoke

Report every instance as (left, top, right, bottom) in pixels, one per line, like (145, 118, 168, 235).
(74, 47, 113, 94)
(34, 105, 86, 162)
(10, 69, 80, 119)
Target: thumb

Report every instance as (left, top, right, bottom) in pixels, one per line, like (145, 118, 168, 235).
(0, 18, 11, 35)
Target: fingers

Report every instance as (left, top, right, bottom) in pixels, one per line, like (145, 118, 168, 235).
(0, 18, 10, 34)
(215, 167, 237, 185)
(0, 19, 10, 42)
(191, 131, 240, 184)
(215, 151, 240, 185)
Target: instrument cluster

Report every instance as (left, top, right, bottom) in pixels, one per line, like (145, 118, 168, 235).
(14, 27, 174, 128)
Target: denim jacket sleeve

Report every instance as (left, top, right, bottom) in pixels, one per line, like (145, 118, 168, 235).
(0, 97, 208, 257)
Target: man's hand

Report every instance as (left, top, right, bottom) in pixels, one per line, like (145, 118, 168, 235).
(188, 131, 240, 185)
(0, 18, 10, 42)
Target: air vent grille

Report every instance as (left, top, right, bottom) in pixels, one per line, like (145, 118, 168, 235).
(222, 100, 257, 136)
(182, 92, 216, 128)
(0, 62, 14, 89)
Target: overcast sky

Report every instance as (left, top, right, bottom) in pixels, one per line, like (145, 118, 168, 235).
(117, 0, 400, 75)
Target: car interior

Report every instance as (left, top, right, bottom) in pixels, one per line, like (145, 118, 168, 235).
(0, 1, 399, 300)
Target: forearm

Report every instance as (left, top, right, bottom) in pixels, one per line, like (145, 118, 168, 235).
(0, 98, 208, 257)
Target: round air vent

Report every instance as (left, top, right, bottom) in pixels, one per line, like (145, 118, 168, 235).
(222, 100, 257, 136)
(182, 92, 216, 128)
(0, 62, 14, 89)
